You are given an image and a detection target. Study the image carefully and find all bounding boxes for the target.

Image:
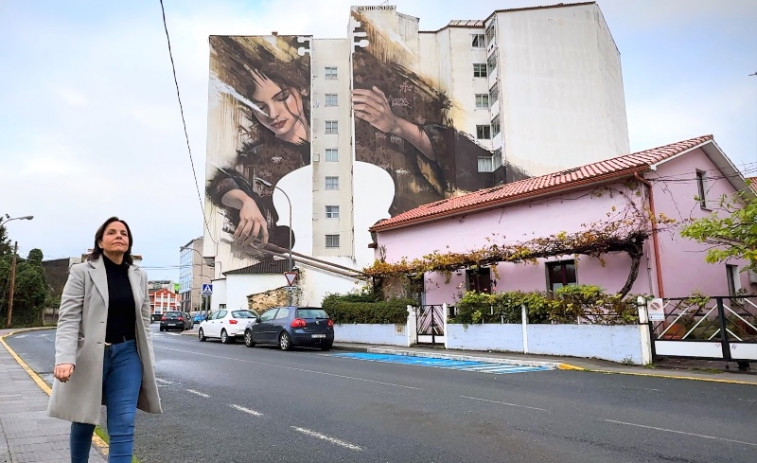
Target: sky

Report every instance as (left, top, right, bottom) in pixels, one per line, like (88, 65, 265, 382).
(1, 0, 755, 281)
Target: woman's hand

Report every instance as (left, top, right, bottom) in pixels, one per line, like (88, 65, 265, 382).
(54, 363, 75, 383)
(353, 86, 401, 135)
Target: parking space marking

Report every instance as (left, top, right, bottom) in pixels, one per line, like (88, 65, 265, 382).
(230, 404, 263, 416)
(291, 426, 364, 451)
(331, 352, 551, 375)
(187, 389, 210, 398)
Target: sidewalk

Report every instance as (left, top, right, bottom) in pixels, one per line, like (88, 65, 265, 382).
(1, 329, 755, 463)
(0, 328, 106, 463)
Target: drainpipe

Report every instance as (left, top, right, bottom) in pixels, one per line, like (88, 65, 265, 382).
(634, 172, 665, 297)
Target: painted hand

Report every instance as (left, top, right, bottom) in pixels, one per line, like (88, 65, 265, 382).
(235, 196, 269, 248)
(353, 86, 400, 135)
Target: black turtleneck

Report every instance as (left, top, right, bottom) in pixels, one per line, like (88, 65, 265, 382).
(103, 255, 136, 343)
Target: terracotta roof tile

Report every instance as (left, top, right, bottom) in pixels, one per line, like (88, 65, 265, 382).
(372, 135, 713, 232)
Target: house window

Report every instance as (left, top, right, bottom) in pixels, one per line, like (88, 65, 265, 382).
(491, 117, 500, 136)
(475, 94, 490, 109)
(324, 66, 338, 79)
(478, 156, 494, 173)
(325, 93, 338, 107)
(473, 63, 487, 77)
(547, 260, 577, 292)
(325, 234, 340, 248)
(325, 148, 338, 162)
(726, 264, 741, 296)
(476, 125, 491, 140)
(325, 120, 338, 134)
(325, 205, 340, 219)
(696, 169, 708, 209)
(471, 34, 485, 48)
(485, 23, 496, 45)
(467, 267, 493, 293)
(325, 176, 339, 190)
(487, 53, 498, 74)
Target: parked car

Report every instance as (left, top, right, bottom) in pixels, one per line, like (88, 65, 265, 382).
(151, 312, 163, 323)
(198, 308, 259, 344)
(193, 312, 207, 324)
(160, 311, 192, 331)
(244, 306, 334, 351)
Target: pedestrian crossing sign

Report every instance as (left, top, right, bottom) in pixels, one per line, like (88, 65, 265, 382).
(202, 284, 213, 295)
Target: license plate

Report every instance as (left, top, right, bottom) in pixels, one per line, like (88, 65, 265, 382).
(311, 334, 326, 338)
(169, 323, 177, 326)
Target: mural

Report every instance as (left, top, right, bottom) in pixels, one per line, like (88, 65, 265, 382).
(351, 10, 527, 215)
(206, 35, 311, 269)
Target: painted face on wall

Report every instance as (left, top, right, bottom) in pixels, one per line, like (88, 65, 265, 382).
(250, 72, 307, 144)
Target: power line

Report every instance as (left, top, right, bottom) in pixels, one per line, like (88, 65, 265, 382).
(158, 0, 215, 243)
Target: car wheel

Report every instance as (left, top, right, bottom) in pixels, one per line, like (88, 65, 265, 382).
(244, 330, 256, 348)
(279, 332, 292, 351)
(198, 328, 206, 342)
(159, 327, 164, 332)
(320, 343, 332, 351)
(221, 329, 234, 344)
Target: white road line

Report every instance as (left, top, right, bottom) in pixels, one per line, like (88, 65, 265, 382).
(291, 426, 364, 451)
(460, 395, 550, 412)
(605, 419, 757, 447)
(155, 378, 173, 385)
(230, 404, 263, 416)
(187, 389, 210, 398)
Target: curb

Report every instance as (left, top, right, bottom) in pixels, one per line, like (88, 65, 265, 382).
(366, 347, 563, 369)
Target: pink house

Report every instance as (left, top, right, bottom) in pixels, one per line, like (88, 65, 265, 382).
(370, 135, 755, 305)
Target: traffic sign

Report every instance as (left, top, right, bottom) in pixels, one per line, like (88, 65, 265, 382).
(202, 284, 213, 295)
(284, 272, 298, 286)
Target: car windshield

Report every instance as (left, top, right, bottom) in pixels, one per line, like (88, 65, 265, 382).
(231, 310, 257, 319)
(165, 312, 181, 317)
(296, 309, 329, 319)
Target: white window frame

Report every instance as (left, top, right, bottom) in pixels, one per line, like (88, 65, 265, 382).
(324, 148, 338, 162)
(325, 120, 338, 134)
(325, 93, 338, 107)
(696, 169, 709, 209)
(325, 205, 340, 219)
(471, 34, 485, 48)
(473, 63, 487, 77)
(324, 66, 338, 79)
(325, 234, 340, 248)
(475, 94, 490, 109)
(325, 176, 339, 190)
(476, 125, 491, 140)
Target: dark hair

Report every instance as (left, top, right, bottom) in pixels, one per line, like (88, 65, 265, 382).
(90, 216, 134, 265)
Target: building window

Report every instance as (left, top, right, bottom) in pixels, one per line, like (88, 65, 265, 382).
(485, 23, 496, 45)
(726, 264, 741, 296)
(325, 205, 340, 219)
(325, 120, 338, 134)
(487, 53, 497, 75)
(325, 93, 338, 107)
(471, 34, 485, 48)
(325, 148, 338, 162)
(325, 176, 339, 190)
(475, 94, 490, 109)
(696, 169, 708, 209)
(478, 156, 494, 173)
(325, 234, 340, 248)
(489, 82, 499, 104)
(547, 260, 576, 292)
(492, 148, 502, 169)
(467, 267, 493, 293)
(476, 125, 491, 140)
(324, 66, 338, 79)
(491, 117, 500, 136)
(473, 63, 487, 77)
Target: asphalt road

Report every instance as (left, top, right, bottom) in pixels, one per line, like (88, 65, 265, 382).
(7, 327, 757, 463)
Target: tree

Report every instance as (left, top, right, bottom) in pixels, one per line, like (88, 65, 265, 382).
(0, 249, 49, 327)
(680, 186, 757, 272)
(0, 225, 11, 257)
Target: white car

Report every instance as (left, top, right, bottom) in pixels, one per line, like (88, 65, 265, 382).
(198, 309, 259, 344)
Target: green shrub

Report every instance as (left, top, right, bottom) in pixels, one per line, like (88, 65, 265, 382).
(323, 292, 413, 324)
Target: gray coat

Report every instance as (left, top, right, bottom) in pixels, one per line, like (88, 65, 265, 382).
(47, 257, 162, 424)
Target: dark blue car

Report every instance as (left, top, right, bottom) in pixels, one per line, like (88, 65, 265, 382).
(244, 306, 334, 351)
(192, 312, 207, 324)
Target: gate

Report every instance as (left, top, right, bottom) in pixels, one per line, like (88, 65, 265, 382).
(650, 296, 757, 366)
(416, 305, 445, 345)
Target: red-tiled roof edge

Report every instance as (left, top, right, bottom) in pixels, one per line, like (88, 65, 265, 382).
(371, 135, 714, 232)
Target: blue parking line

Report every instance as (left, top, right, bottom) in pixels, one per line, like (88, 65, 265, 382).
(330, 352, 550, 375)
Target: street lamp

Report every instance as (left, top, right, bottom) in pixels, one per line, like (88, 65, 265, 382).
(253, 177, 293, 271)
(180, 246, 207, 315)
(2, 214, 34, 328)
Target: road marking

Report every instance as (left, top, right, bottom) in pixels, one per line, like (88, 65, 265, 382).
(155, 378, 173, 385)
(605, 419, 757, 447)
(157, 346, 421, 390)
(332, 352, 551, 375)
(460, 395, 550, 412)
(187, 389, 209, 398)
(291, 426, 364, 451)
(230, 404, 263, 416)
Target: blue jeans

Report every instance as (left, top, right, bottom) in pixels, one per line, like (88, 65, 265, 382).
(70, 340, 142, 463)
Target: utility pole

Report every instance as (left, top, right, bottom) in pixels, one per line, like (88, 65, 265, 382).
(6, 241, 18, 328)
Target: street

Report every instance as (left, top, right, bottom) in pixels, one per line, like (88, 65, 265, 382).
(6, 327, 757, 463)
